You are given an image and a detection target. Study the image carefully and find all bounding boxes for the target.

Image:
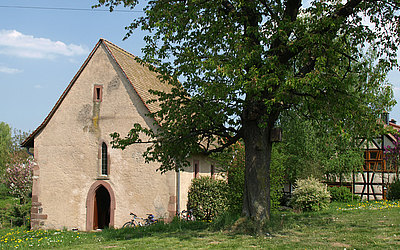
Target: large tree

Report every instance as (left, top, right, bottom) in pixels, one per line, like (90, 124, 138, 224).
(97, 0, 399, 223)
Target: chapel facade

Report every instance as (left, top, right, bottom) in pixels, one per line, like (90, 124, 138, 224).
(22, 39, 215, 231)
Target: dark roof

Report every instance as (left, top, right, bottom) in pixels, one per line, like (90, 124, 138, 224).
(389, 121, 400, 130)
(21, 39, 171, 148)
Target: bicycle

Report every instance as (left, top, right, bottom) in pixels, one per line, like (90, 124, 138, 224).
(179, 209, 195, 221)
(122, 213, 144, 228)
(144, 214, 158, 225)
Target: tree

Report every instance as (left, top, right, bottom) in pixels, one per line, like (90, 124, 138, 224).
(97, 0, 399, 224)
(0, 123, 30, 173)
(9, 129, 31, 165)
(4, 159, 33, 204)
(277, 109, 364, 183)
(0, 122, 12, 175)
(0, 123, 31, 202)
(213, 141, 285, 213)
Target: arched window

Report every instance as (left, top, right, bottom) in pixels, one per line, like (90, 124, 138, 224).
(101, 142, 108, 175)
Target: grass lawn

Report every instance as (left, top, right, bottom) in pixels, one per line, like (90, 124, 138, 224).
(1, 200, 400, 249)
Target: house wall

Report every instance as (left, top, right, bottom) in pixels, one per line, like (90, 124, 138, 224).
(178, 155, 218, 213)
(353, 172, 398, 200)
(32, 44, 178, 230)
(325, 136, 398, 201)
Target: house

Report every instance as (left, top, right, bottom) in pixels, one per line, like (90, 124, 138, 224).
(281, 116, 400, 201)
(21, 39, 216, 231)
(323, 118, 400, 200)
(353, 119, 399, 200)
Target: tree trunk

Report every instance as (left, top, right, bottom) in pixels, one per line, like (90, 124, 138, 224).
(242, 117, 274, 223)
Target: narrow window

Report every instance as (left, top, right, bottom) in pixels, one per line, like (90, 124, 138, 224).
(194, 160, 199, 178)
(94, 85, 103, 102)
(211, 165, 215, 179)
(101, 142, 108, 175)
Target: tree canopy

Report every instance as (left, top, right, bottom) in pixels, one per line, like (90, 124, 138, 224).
(0, 122, 12, 175)
(97, 0, 400, 224)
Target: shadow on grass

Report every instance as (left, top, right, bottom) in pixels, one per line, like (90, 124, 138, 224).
(100, 219, 210, 241)
(215, 207, 342, 237)
(99, 204, 350, 242)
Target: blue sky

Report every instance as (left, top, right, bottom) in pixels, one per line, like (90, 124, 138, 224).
(0, 0, 400, 133)
(0, 0, 148, 132)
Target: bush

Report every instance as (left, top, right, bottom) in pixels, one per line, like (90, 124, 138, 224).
(226, 164, 244, 214)
(187, 177, 229, 221)
(387, 178, 400, 200)
(328, 186, 357, 202)
(9, 202, 31, 228)
(290, 177, 331, 212)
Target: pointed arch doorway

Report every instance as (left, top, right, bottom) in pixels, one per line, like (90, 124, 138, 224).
(86, 180, 116, 231)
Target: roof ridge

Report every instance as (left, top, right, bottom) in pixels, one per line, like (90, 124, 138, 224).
(101, 39, 154, 118)
(101, 39, 139, 61)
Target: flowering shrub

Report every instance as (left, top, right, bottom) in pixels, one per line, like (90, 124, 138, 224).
(187, 176, 228, 221)
(384, 133, 400, 170)
(290, 177, 331, 212)
(4, 159, 33, 203)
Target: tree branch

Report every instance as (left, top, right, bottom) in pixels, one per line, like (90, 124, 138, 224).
(276, 0, 365, 65)
(259, 0, 279, 21)
(283, 0, 302, 22)
(270, 0, 302, 51)
(201, 129, 243, 155)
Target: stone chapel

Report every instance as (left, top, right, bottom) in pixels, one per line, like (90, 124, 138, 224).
(22, 39, 215, 231)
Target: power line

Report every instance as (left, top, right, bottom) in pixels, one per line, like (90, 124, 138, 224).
(0, 5, 143, 13)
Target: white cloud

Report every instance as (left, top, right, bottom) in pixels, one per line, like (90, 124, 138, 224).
(0, 65, 22, 74)
(34, 84, 43, 89)
(0, 30, 88, 59)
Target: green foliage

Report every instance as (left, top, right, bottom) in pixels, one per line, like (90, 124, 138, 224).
(0, 124, 31, 228)
(277, 110, 364, 183)
(102, 219, 209, 241)
(0, 122, 12, 175)
(269, 146, 287, 209)
(226, 164, 244, 214)
(0, 183, 9, 198)
(3, 202, 400, 248)
(0, 190, 30, 229)
(211, 142, 244, 214)
(290, 177, 331, 212)
(328, 186, 358, 203)
(8, 202, 31, 228)
(98, 0, 400, 221)
(387, 178, 400, 200)
(209, 210, 240, 231)
(187, 177, 229, 221)
(213, 142, 285, 213)
(101, 1, 398, 172)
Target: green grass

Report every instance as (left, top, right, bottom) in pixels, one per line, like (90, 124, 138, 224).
(1, 200, 400, 249)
